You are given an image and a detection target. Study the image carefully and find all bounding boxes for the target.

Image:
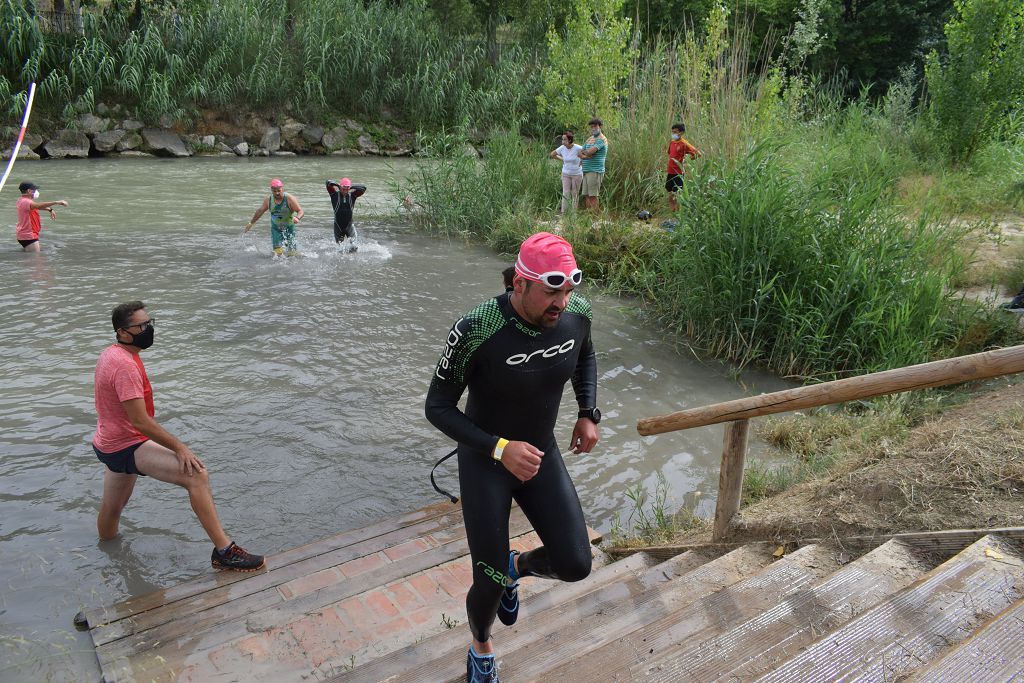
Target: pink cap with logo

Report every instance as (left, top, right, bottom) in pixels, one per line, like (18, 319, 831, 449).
(340, 177, 352, 188)
(270, 178, 284, 188)
(514, 232, 581, 288)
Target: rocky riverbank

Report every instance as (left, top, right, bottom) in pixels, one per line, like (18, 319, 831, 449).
(3, 106, 419, 160)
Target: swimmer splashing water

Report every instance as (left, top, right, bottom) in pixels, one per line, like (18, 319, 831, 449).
(326, 176, 366, 252)
(243, 178, 304, 256)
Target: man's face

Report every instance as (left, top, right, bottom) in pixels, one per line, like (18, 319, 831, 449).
(271, 185, 284, 200)
(117, 308, 151, 344)
(339, 185, 350, 195)
(515, 278, 573, 329)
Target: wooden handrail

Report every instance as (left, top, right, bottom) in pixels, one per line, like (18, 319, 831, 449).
(635, 344, 1024, 541)
(638, 345, 1024, 436)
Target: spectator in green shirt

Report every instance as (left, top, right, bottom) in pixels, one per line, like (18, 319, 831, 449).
(580, 117, 608, 211)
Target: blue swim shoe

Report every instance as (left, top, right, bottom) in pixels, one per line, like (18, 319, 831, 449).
(497, 550, 520, 626)
(467, 646, 499, 682)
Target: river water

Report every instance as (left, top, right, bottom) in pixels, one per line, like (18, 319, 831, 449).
(0, 156, 788, 680)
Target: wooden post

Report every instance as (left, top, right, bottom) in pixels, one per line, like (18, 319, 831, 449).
(713, 419, 749, 542)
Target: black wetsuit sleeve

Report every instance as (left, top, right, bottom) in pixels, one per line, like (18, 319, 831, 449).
(571, 329, 597, 409)
(352, 185, 366, 198)
(326, 181, 340, 193)
(424, 316, 500, 454)
(424, 380, 498, 454)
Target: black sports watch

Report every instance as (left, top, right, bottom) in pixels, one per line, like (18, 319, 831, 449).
(578, 407, 602, 424)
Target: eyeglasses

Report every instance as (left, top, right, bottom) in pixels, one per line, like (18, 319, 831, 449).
(123, 319, 155, 331)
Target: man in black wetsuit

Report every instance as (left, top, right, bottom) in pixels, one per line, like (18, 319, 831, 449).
(325, 177, 366, 248)
(425, 232, 601, 683)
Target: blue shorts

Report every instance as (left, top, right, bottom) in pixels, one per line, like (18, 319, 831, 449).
(93, 441, 148, 476)
(270, 225, 297, 251)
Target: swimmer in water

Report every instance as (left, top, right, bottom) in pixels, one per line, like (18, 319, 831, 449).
(326, 177, 366, 251)
(244, 178, 304, 256)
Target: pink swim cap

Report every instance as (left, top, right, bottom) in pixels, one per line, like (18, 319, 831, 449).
(514, 232, 581, 288)
(340, 177, 352, 188)
(270, 178, 284, 188)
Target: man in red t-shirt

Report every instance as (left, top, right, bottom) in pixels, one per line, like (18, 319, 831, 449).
(92, 301, 264, 571)
(666, 123, 701, 212)
(15, 181, 68, 252)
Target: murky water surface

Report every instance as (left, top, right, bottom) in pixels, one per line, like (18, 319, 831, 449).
(0, 156, 788, 680)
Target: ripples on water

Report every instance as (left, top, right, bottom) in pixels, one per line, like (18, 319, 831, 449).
(0, 157, 788, 679)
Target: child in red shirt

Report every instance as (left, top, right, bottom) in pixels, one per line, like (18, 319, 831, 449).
(666, 123, 701, 212)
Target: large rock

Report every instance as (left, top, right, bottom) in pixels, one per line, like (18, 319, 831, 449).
(78, 113, 110, 135)
(322, 125, 349, 151)
(357, 134, 379, 155)
(201, 135, 215, 148)
(259, 127, 281, 153)
(141, 128, 190, 157)
(115, 131, 143, 152)
(302, 125, 324, 145)
(121, 119, 144, 131)
(280, 121, 307, 152)
(116, 150, 155, 158)
(42, 130, 90, 158)
(232, 141, 249, 156)
(216, 141, 234, 153)
(92, 129, 127, 152)
(2, 146, 40, 160)
(23, 132, 43, 151)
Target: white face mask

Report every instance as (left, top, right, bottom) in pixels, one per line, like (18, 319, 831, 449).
(671, 133, 680, 141)
(32, 190, 39, 199)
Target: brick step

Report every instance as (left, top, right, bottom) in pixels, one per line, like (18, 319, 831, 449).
(752, 534, 1024, 683)
(334, 543, 775, 683)
(329, 548, 672, 682)
(93, 504, 541, 682)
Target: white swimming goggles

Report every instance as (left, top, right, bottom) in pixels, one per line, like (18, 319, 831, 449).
(516, 258, 583, 288)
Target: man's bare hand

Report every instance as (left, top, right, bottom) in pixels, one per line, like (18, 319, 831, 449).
(569, 418, 599, 454)
(501, 440, 544, 482)
(174, 446, 206, 476)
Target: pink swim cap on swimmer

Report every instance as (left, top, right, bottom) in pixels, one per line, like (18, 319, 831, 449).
(270, 178, 284, 188)
(340, 177, 352, 188)
(514, 232, 580, 287)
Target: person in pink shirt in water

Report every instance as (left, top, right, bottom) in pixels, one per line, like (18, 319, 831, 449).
(15, 181, 68, 252)
(92, 301, 265, 571)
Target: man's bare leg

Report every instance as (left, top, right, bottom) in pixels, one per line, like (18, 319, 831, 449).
(23, 241, 40, 253)
(98, 470, 137, 540)
(133, 441, 231, 549)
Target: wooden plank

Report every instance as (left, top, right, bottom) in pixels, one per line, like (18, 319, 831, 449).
(713, 419, 749, 541)
(525, 543, 848, 683)
(89, 507, 468, 646)
(912, 598, 1024, 682)
(333, 544, 776, 683)
(630, 539, 931, 681)
(95, 509, 538, 682)
(637, 344, 1024, 435)
(611, 526, 1024, 562)
(750, 534, 1024, 683)
(83, 499, 459, 629)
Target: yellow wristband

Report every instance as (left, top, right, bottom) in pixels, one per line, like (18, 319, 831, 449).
(492, 438, 509, 462)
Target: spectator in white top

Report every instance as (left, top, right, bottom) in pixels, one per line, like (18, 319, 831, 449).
(549, 131, 584, 214)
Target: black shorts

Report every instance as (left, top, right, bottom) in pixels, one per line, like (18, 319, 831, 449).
(18, 239, 38, 248)
(93, 441, 148, 476)
(666, 174, 684, 192)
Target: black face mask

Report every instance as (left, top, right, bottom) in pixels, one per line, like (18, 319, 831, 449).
(119, 325, 154, 350)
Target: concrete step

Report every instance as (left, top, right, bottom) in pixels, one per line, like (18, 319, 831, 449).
(632, 538, 932, 681)
(911, 598, 1024, 683)
(751, 534, 1024, 682)
(334, 543, 776, 683)
(541, 542, 855, 682)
